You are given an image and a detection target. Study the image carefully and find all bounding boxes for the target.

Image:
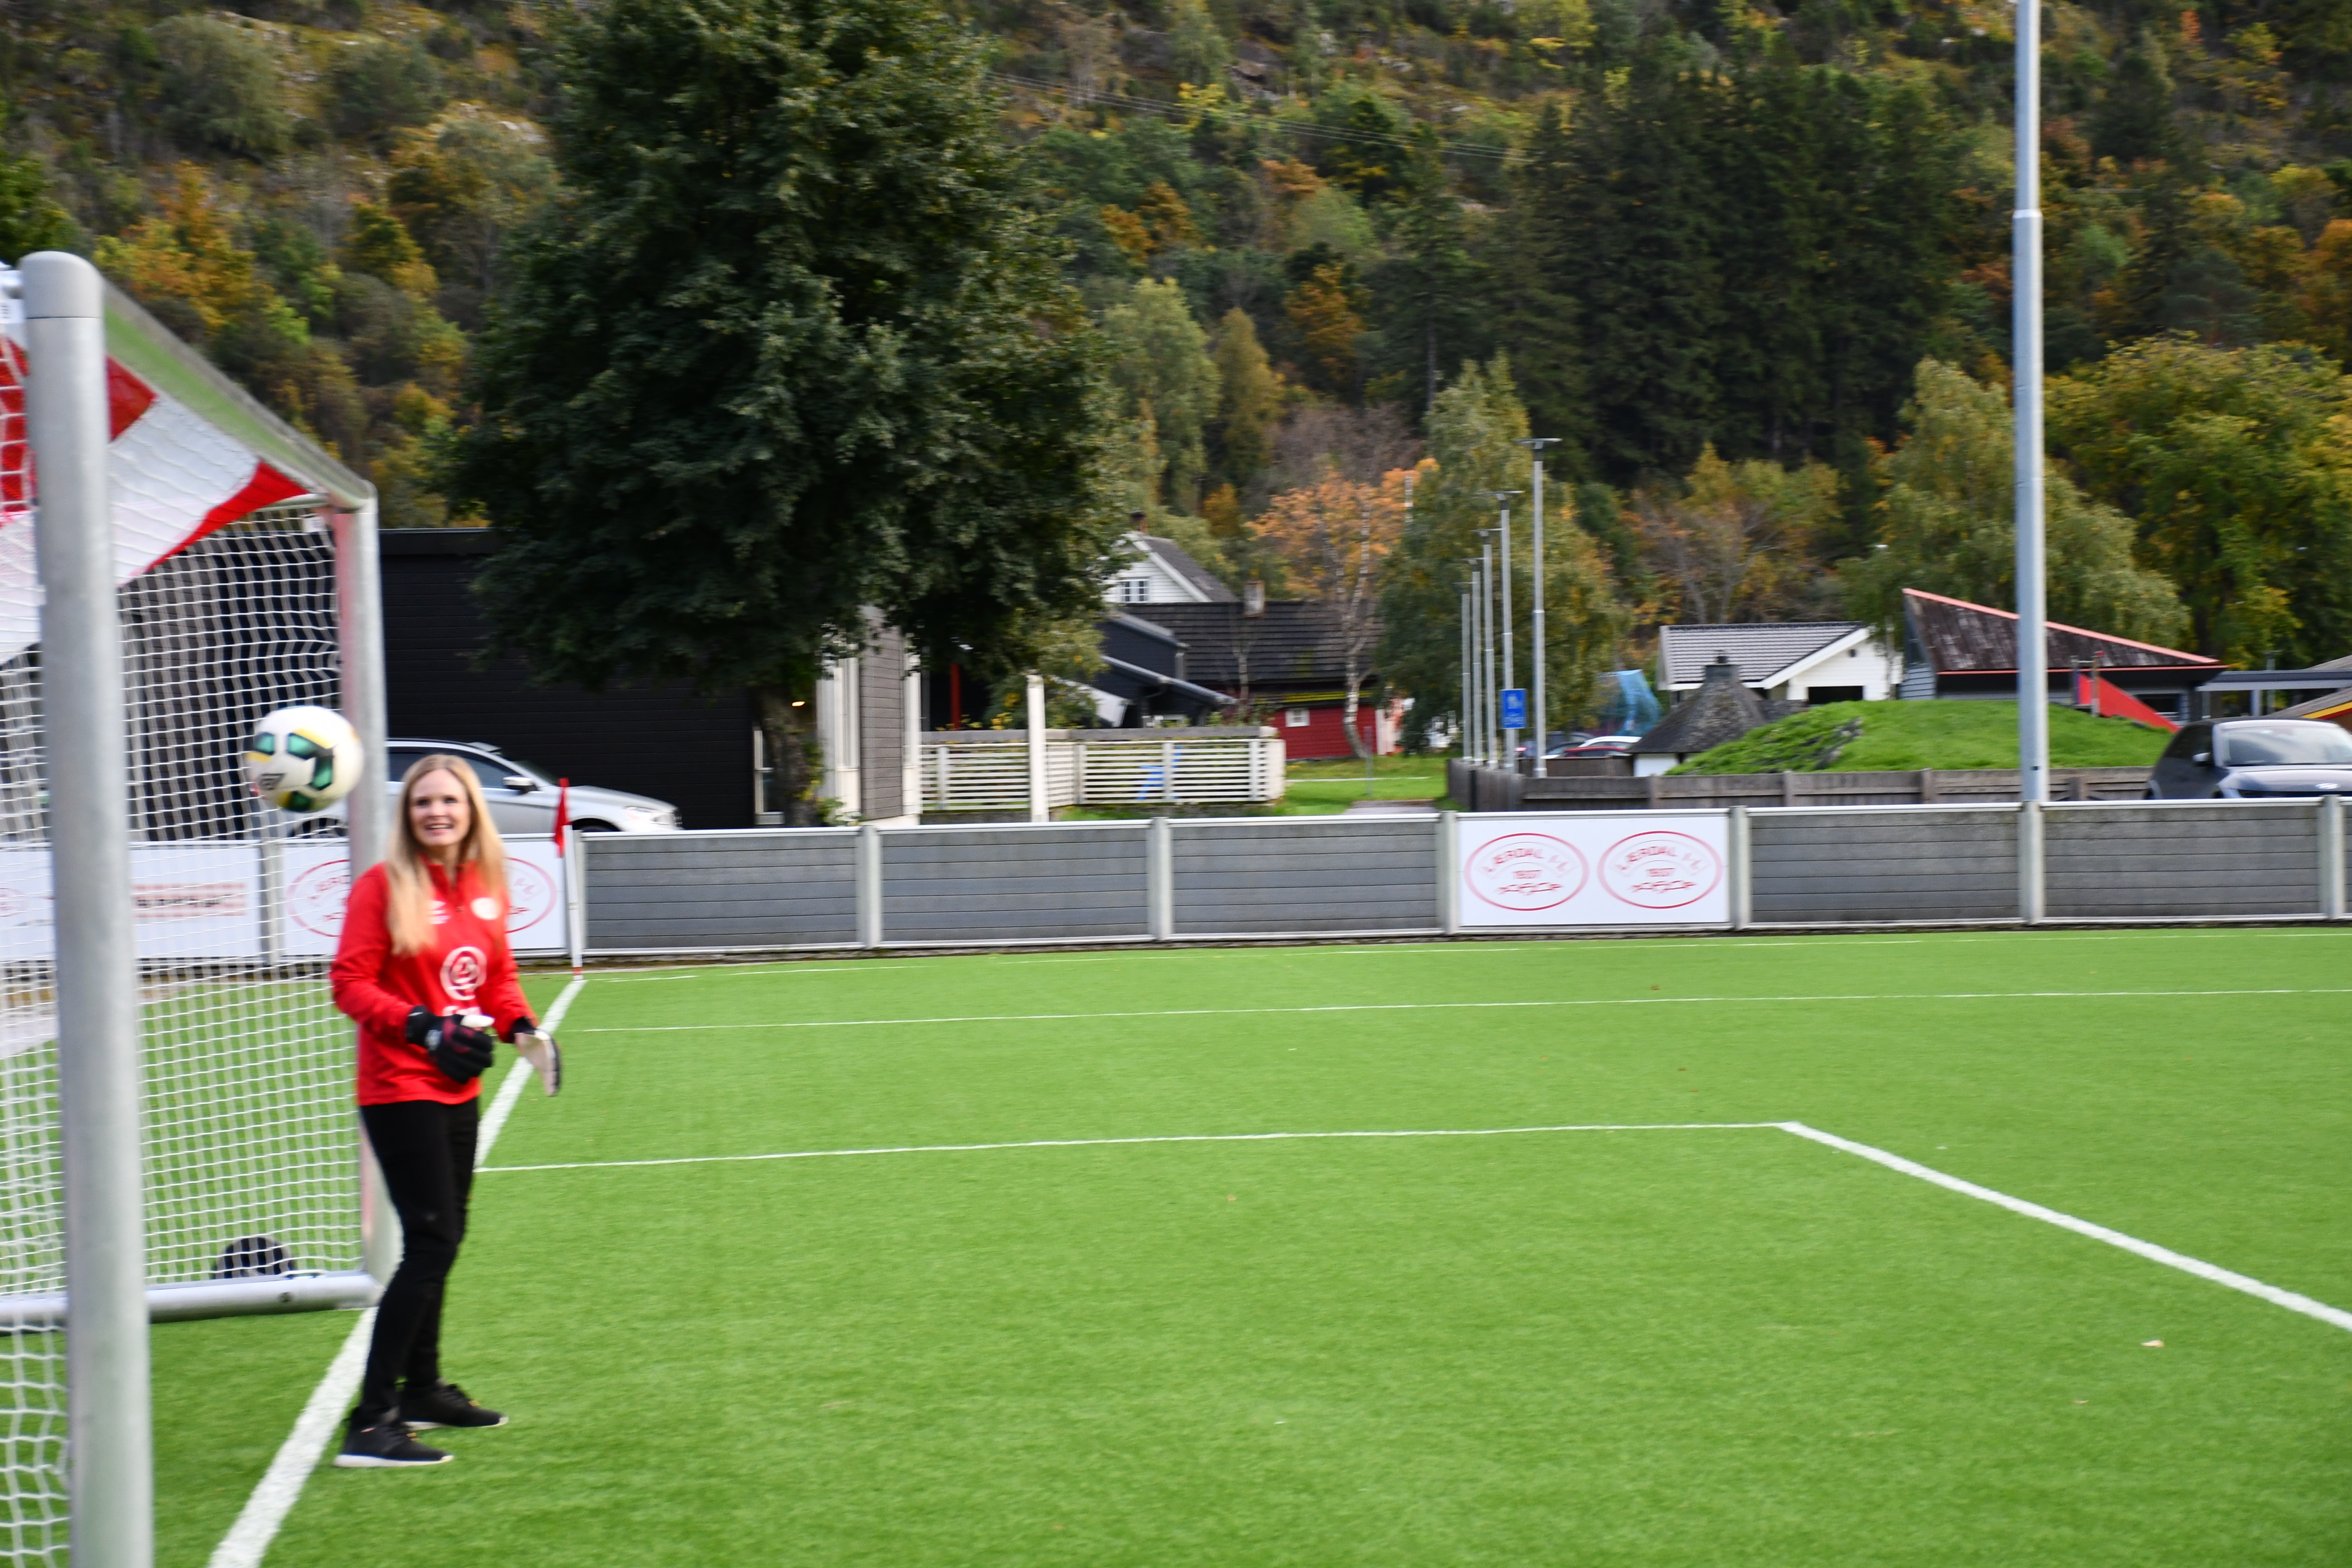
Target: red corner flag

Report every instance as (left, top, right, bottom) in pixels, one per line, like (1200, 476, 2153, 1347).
(554, 778, 571, 852)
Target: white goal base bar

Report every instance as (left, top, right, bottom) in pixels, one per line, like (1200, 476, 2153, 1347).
(0, 1269, 378, 1329)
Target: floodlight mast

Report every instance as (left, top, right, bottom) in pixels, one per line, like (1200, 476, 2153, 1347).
(1518, 440, 1561, 770)
(1477, 531, 1499, 767)
(23, 252, 155, 1568)
(1459, 578, 1474, 764)
(2014, 0, 2049, 804)
(1490, 493, 1522, 761)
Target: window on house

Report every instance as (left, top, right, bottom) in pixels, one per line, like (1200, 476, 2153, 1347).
(1117, 577, 1150, 603)
(1285, 708, 1311, 727)
(1805, 686, 1864, 705)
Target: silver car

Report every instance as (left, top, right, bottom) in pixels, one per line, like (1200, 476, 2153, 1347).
(380, 739, 681, 835)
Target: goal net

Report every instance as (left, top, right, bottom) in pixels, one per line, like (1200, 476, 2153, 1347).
(0, 265, 378, 1563)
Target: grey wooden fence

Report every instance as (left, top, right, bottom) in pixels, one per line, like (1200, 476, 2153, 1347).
(574, 796, 2351, 954)
(1448, 761, 2155, 812)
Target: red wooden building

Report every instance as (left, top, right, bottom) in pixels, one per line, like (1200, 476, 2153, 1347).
(1138, 601, 1398, 760)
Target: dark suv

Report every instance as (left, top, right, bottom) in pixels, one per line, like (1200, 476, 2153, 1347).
(2147, 719, 2352, 799)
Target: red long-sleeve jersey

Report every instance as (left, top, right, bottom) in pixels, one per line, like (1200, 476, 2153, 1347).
(331, 859, 533, 1107)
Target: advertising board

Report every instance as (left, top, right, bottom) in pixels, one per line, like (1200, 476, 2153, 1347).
(1456, 811, 1729, 928)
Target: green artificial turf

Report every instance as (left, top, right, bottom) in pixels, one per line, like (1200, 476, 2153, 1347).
(1674, 699, 2170, 774)
(154, 934, 2352, 1565)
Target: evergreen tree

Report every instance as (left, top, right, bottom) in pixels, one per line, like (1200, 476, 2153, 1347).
(1207, 308, 1281, 499)
(448, 0, 1118, 822)
(1367, 142, 1484, 417)
(1551, 54, 1724, 483)
(2089, 46, 2182, 167)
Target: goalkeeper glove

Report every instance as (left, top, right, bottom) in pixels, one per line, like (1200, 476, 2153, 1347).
(404, 1007, 494, 1083)
(502, 1014, 537, 1043)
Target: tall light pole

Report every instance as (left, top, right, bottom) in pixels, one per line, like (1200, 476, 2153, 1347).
(1458, 575, 1474, 763)
(1489, 491, 1522, 761)
(1477, 529, 1499, 768)
(1518, 439, 1560, 771)
(2014, 0, 2047, 805)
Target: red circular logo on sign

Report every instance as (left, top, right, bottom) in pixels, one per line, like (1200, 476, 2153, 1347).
(1599, 830, 1722, 909)
(1464, 832, 1590, 912)
(288, 858, 351, 939)
(504, 859, 555, 935)
(441, 945, 486, 1001)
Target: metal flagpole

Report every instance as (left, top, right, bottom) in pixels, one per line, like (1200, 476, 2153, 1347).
(1519, 440, 1560, 770)
(2014, 0, 2048, 806)
(1490, 492, 1521, 762)
(23, 251, 155, 1568)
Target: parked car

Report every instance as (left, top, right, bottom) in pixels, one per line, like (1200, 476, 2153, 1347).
(333, 740, 683, 835)
(1544, 734, 1643, 760)
(2146, 719, 2352, 799)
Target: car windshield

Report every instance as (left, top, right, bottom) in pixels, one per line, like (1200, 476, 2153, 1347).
(2218, 724, 2352, 767)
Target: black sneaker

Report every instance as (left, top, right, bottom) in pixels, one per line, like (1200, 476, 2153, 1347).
(400, 1381, 507, 1430)
(333, 1419, 450, 1468)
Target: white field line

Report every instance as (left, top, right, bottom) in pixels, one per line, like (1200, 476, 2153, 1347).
(481, 1116, 2352, 1339)
(478, 1122, 1780, 1174)
(207, 973, 590, 1568)
(1778, 1122, 2352, 1335)
(568, 985, 2352, 1035)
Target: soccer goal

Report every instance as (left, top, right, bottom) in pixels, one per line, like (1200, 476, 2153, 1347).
(2, 254, 386, 1565)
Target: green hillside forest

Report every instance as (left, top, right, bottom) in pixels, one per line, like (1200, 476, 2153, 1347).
(5, 1, 2352, 732)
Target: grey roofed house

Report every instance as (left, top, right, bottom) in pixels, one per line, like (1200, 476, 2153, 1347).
(1658, 622, 1866, 686)
(1631, 658, 1771, 773)
(1655, 620, 1902, 705)
(1106, 530, 1239, 605)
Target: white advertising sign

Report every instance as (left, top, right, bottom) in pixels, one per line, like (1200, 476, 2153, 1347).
(280, 836, 570, 958)
(1457, 811, 1729, 928)
(0, 842, 267, 961)
(0, 834, 571, 962)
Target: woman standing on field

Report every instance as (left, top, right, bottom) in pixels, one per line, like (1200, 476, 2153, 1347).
(329, 756, 539, 1467)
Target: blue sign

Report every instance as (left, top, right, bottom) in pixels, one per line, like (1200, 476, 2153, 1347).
(1499, 688, 1528, 729)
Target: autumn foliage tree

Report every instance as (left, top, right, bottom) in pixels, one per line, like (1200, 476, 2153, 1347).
(1258, 464, 1418, 757)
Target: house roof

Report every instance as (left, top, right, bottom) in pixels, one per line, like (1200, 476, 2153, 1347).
(1632, 660, 1770, 756)
(1131, 534, 1238, 603)
(2271, 686, 2352, 723)
(1134, 600, 1369, 692)
(1658, 622, 1869, 688)
(1903, 588, 2221, 673)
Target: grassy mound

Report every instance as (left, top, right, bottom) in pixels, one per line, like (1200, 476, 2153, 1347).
(1672, 699, 2170, 774)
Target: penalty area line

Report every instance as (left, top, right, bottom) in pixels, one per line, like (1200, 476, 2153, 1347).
(484, 1115, 2352, 1339)
(569, 985, 2352, 1034)
(206, 972, 591, 1568)
(477, 1121, 1780, 1173)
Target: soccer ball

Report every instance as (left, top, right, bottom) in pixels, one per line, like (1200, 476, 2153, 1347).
(243, 706, 362, 814)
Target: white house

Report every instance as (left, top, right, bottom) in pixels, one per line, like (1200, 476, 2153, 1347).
(1657, 621, 1902, 706)
(1105, 531, 1238, 606)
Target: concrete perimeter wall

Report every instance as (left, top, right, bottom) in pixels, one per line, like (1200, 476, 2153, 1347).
(575, 797, 2352, 954)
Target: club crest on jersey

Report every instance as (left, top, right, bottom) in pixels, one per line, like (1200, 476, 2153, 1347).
(441, 946, 486, 1001)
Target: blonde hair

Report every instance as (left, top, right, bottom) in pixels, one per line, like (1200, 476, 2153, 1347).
(384, 754, 509, 955)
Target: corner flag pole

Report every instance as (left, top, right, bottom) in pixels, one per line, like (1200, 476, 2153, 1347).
(2014, 0, 2048, 806)
(24, 251, 154, 1568)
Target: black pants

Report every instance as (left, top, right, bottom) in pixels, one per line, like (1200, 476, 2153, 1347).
(355, 1098, 478, 1425)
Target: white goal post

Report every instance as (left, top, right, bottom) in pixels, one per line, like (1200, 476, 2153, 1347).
(5, 251, 387, 1568)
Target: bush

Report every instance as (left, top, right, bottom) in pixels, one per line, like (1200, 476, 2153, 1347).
(152, 16, 294, 158)
(327, 40, 446, 140)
